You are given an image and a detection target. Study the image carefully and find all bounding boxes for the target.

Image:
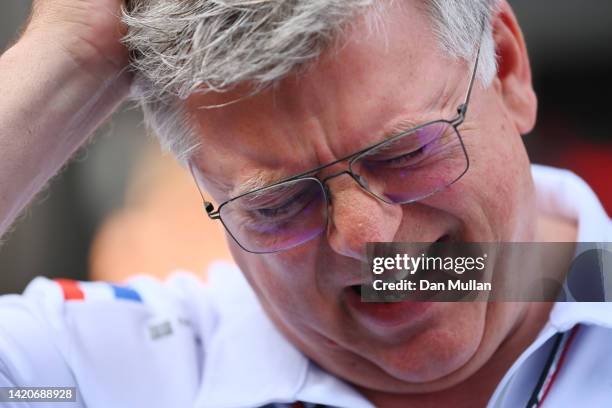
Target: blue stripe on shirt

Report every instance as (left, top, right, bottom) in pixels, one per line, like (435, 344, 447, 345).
(110, 284, 142, 303)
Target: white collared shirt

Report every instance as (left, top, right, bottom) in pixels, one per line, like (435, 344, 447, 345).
(0, 164, 610, 408)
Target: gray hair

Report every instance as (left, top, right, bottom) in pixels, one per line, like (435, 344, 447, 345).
(122, 0, 499, 161)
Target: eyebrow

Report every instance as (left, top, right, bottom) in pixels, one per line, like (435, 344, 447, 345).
(384, 117, 420, 139)
(230, 119, 428, 197)
(232, 175, 269, 197)
(377, 74, 457, 141)
(231, 78, 459, 198)
(231, 170, 291, 197)
(231, 111, 448, 197)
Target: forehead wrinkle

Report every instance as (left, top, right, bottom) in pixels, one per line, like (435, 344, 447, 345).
(382, 72, 459, 139)
(229, 124, 322, 198)
(231, 76, 459, 199)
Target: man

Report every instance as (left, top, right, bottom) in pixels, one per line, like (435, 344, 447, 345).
(0, 0, 610, 407)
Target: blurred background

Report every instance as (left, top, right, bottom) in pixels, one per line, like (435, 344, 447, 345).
(0, 0, 610, 294)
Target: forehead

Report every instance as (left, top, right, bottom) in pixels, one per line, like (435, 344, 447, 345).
(186, 1, 464, 198)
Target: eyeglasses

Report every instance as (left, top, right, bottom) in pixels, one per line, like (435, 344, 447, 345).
(191, 45, 481, 254)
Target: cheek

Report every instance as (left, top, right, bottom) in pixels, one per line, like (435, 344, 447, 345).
(232, 244, 326, 320)
(479, 123, 532, 234)
(435, 109, 534, 240)
(235, 247, 349, 358)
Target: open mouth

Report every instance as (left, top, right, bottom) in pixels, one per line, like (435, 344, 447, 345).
(347, 234, 465, 302)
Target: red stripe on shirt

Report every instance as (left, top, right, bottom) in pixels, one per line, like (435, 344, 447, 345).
(54, 278, 85, 301)
(538, 325, 580, 407)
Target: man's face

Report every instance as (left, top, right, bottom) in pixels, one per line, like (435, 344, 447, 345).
(187, 0, 537, 393)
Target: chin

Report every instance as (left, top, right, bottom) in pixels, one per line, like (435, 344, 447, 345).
(346, 301, 488, 392)
(382, 322, 482, 384)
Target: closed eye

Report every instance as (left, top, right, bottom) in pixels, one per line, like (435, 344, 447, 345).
(255, 198, 302, 219)
(249, 187, 315, 220)
(365, 145, 427, 169)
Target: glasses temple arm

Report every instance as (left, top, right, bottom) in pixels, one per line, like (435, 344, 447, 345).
(456, 43, 482, 121)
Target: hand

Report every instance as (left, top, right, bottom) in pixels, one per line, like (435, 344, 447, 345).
(0, 0, 133, 237)
(25, 0, 129, 80)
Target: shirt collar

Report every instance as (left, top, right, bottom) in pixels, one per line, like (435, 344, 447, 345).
(532, 164, 612, 328)
(194, 262, 373, 408)
(489, 165, 612, 407)
(531, 164, 611, 242)
(194, 261, 308, 408)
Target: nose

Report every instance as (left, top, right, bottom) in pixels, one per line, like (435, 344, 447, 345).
(325, 177, 403, 261)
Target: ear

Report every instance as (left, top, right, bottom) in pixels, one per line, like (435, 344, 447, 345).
(491, 1, 537, 134)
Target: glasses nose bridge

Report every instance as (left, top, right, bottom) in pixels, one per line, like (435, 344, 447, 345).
(321, 169, 352, 184)
(320, 167, 369, 202)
